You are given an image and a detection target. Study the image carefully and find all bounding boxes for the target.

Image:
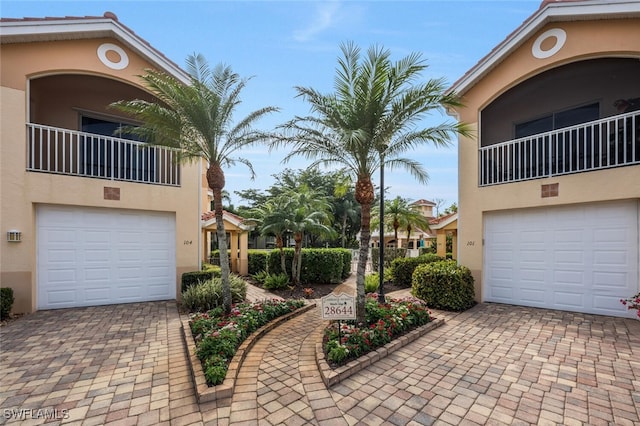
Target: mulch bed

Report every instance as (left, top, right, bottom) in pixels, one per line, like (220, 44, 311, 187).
(249, 278, 409, 300)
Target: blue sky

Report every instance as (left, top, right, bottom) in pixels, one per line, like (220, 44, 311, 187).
(2, 0, 541, 208)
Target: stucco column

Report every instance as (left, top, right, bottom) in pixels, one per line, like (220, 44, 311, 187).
(436, 231, 447, 258)
(451, 231, 458, 260)
(238, 232, 249, 276)
(230, 231, 239, 273)
(202, 229, 209, 264)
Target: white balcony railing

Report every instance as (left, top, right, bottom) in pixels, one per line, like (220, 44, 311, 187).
(26, 123, 180, 186)
(479, 111, 639, 186)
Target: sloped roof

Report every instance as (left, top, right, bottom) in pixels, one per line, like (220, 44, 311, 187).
(447, 0, 640, 97)
(429, 212, 458, 229)
(0, 12, 189, 84)
(411, 199, 436, 207)
(201, 210, 253, 230)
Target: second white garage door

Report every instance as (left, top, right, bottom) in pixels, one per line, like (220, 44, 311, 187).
(37, 205, 176, 310)
(483, 200, 638, 317)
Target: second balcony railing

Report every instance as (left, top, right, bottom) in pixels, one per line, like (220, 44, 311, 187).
(479, 111, 639, 186)
(27, 123, 181, 186)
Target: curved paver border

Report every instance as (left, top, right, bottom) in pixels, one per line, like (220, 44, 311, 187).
(315, 317, 446, 388)
(180, 302, 316, 403)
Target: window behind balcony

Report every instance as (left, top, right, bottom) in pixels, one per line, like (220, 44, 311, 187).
(80, 115, 155, 181)
(515, 103, 600, 139)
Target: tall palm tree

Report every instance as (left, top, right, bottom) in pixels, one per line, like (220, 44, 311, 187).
(111, 54, 278, 314)
(275, 42, 470, 321)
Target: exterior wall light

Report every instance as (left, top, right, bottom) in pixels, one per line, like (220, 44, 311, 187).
(7, 230, 21, 242)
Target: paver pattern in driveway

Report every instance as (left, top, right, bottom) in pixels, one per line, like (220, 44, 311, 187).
(0, 286, 639, 425)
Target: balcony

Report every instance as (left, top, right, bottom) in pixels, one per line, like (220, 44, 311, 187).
(26, 123, 180, 186)
(479, 111, 639, 186)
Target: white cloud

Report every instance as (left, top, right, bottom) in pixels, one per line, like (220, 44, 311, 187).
(293, 1, 341, 42)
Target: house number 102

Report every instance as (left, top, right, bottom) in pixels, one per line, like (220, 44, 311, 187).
(466, 241, 475, 246)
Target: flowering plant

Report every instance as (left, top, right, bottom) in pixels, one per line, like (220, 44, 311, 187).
(303, 288, 315, 299)
(620, 292, 640, 319)
(190, 298, 306, 385)
(323, 294, 432, 366)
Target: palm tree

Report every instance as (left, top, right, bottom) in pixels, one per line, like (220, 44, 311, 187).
(398, 203, 431, 252)
(373, 197, 431, 251)
(281, 188, 335, 285)
(245, 197, 291, 275)
(275, 42, 469, 321)
(111, 54, 278, 314)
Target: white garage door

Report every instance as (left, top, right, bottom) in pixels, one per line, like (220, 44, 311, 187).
(37, 205, 176, 310)
(484, 200, 639, 317)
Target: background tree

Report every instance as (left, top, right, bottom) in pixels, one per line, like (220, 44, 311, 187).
(112, 54, 278, 314)
(275, 42, 470, 320)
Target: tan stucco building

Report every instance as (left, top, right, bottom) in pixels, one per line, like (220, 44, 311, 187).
(1, 13, 201, 313)
(449, 0, 640, 317)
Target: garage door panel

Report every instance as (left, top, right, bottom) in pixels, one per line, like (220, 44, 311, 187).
(488, 285, 513, 300)
(46, 290, 77, 305)
(484, 201, 638, 318)
(593, 294, 625, 312)
(38, 205, 176, 309)
(85, 287, 110, 302)
(553, 270, 584, 285)
(554, 292, 584, 308)
(593, 271, 628, 288)
(520, 288, 545, 303)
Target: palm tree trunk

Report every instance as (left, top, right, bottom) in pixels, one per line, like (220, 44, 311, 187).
(276, 235, 286, 275)
(292, 233, 302, 285)
(355, 175, 375, 323)
(208, 164, 232, 315)
(356, 204, 371, 323)
(341, 214, 347, 248)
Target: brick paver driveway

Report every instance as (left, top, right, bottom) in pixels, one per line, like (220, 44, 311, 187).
(331, 303, 640, 425)
(0, 299, 639, 425)
(0, 301, 198, 425)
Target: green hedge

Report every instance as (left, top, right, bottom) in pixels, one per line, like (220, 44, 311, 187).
(411, 260, 475, 311)
(267, 248, 351, 284)
(248, 250, 269, 275)
(0, 288, 14, 319)
(391, 253, 444, 287)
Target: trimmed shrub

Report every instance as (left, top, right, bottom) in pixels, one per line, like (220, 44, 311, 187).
(267, 248, 348, 284)
(248, 250, 269, 275)
(0, 287, 14, 319)
(391, 253, 444, 287)
(263, 273, 290, 290)
(181, 274, 247, 312)
(411, 260, 475, 311)
(181, 271, 215, 292)
(202, 263, 222, 276)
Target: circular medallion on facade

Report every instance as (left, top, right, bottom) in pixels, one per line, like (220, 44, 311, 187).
(532, 28, 566, 59)
(97, 43, 129, 70)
